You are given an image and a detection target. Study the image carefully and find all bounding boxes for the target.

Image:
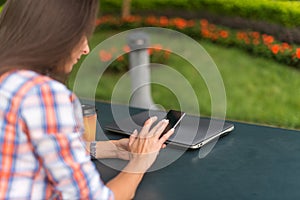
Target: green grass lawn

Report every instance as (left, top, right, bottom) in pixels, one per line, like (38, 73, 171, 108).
(68, 30, 300, 130)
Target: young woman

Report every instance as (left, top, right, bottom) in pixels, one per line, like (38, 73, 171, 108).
(0, 0, 174, 199)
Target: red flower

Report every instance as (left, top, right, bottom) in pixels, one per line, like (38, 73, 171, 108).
(99, 50, 112, 62)
(253, 39, 260, 45)
(152, 44, 163, 52)
(123, 15, 141, 23)
(164, 49, 171, 59)
(281, 43, 292, 52)
(145, 16, 157, 26)
(97, 15, 120, 25)
(123, 45, 130, 53)
(281, 43, 290, 49)
(236, 32, 249, 44)
(159, 16, 169, 27)
(148, 44, 163, 55)
(219, 30, 229, 38)
(271, 44, 280, 55)
(172, 18, 187, 29)
(262, 34, 274, 45)
(200, 19, 208, 27)
(148, 48, 153, 55)
(296, 48, 300, 59)
(187, 20, 195, 27)
(237, 32, 247, 40)
(117, 56, 124, 62)
(201, 29, 210, 38)
(95, 18, 102, 26)
(250, 32, 260, 39)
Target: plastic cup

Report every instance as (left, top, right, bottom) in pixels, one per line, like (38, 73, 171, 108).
(81, 104, 97, 141)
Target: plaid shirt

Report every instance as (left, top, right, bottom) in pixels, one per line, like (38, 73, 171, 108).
(0, 70, 114, 199)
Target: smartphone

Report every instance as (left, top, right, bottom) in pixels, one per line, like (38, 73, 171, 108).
(162, 110, 186, 135)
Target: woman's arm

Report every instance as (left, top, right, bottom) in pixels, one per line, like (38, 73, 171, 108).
(106, 117, 175, 200)
(86, 139, 131, 160)
(21, 80, 113, 199)
(106, 168, 144, 200)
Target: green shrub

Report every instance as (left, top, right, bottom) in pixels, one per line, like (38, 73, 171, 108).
(100, 0, 192, 14)
(100, 0, 300, 28)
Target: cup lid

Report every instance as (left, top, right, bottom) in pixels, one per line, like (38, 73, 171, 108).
(81, 104, 96, 116)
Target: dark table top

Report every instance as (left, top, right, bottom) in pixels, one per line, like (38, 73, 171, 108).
(91, 100, 300, 200)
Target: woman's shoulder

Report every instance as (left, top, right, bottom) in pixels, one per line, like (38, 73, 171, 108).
(18, 70, 70, 92)
(1, 70, 74, 100)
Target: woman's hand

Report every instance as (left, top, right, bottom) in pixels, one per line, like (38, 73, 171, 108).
(87, 139, 130, 160)
(110, 138, 131, 160)
(106, 117, 175, 200)
(125, 116, 175, 173)
(88, 116, 174, 166)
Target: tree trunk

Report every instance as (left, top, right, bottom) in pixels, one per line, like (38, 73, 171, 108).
(122, 0, 132, 19)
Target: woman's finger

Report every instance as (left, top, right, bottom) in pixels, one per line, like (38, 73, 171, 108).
(149, 119, 168, 136)
(129, 129, 138, 147)
(153, 119, 169, 139)
(139, 116, 157, 137)
(148, 119, 163, 135)
(158, 128, 175, 145)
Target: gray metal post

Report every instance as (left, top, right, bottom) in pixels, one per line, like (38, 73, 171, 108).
(127, 31, 156, 109)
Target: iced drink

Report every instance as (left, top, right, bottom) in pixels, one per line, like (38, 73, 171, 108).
(81, 104, 97, 141)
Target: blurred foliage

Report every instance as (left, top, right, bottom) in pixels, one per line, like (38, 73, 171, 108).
(68, 30, 300, 129)
(96, 15, 300, 69)
(100, 0, 300, 28)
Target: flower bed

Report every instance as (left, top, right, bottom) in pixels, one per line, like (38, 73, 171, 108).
(96, 15, 300, 69)
(98, 43, 171, 73)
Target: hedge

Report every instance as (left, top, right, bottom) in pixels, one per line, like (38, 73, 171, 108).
(100, 0, 300, 28)
(95, 15, 300, 69)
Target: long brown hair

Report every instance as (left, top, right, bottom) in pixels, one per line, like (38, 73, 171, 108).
(0, 0, 98, 82)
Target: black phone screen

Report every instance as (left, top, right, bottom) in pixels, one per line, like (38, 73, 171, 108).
(162, 110, 185, 135)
